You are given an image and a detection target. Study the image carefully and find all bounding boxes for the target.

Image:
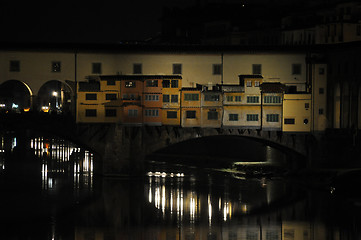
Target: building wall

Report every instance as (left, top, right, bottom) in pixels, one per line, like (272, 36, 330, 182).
(262, 92, 283, 130)
(312, 64, 328, 131)
(283, 94, 312, 132)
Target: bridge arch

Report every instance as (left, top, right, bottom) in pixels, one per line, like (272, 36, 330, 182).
(0, 79, 33, 111)
(37, 80, 73, 113)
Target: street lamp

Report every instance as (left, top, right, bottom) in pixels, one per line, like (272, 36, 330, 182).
(52, 91, 58, 110)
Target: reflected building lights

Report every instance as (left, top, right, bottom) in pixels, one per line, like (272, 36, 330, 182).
(208, 194, 212, 226)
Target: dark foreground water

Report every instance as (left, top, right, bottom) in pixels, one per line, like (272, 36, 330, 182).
(0, 136, 361, 239)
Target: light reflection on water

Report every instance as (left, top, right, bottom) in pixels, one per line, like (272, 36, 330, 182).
(0, 136, 360, 239)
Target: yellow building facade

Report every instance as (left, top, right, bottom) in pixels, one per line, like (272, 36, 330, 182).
(283, 94, 312, 132)
(161, 76, 182, 126)
(181, 87, 202, 127)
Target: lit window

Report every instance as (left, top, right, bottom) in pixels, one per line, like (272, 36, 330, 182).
(125, 81, 136, 88)
(92, 63, 102, 74)
(204, 94, 220, 101)
(9, 60, 20, 72)
(173, 64, 182, 74)
(146, 80, 158, 87)
(52, 61, 61, 72)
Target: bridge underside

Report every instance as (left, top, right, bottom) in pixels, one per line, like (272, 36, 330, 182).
(75, 124, 315, 176)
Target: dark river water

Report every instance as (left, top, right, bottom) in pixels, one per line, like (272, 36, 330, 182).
(0, 136, 360, 239)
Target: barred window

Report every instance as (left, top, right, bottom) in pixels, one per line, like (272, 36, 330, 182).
(184, 93, 199, 101)
(207, 111, 218, 120)
(246, 114, 259, 121)
(266, 114, 279, 122)
(163, 94, 170, 102)
(247, 96, 259, 103)
(171, 95, 178, 103)
(229, 114, 238, 121)
(264, 96, 281, 103)
(145, 109, 159, 117)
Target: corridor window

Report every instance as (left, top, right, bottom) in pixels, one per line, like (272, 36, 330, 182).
(52, 61, 61, 72)
(133, 63, 142, 74)
(252, 64, 262, 75)
(186, 111, 196, 119)
(173, 64, 182, 74)
(92, 63, 102, 74)
(264, 96, 281, 103)
(9, 60, 20, 72)
(292, 64, 301, 75)
(213, 64, 222, 75)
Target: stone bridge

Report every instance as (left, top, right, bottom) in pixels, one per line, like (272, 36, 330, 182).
(75, 124, 317, 176)
(3, 113, 358, 176)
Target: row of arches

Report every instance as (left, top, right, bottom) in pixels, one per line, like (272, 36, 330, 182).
(0, 80, 74, 114)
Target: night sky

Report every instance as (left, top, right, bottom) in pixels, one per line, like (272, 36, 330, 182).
(0, 0, 196, 43)
(0, 0, 333, 44)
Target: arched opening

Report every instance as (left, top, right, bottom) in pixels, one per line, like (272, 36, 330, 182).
(0, 80, 32, 112)
(37, 80, 73, 114)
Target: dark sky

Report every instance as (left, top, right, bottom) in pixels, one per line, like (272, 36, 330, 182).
(0, 0, 332, 44)
(0, 0, 196, 43)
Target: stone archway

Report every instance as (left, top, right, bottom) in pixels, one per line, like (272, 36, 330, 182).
(0, 80, 33, 112)
(37, 80, 73, 114)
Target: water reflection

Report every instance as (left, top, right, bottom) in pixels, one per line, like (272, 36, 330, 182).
(0, 135, 361, 239)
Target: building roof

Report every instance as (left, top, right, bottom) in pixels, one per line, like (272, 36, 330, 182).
(96, 75, 182, 81)
(78, 81, 100, 92)
(260, 82, 287, 93)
